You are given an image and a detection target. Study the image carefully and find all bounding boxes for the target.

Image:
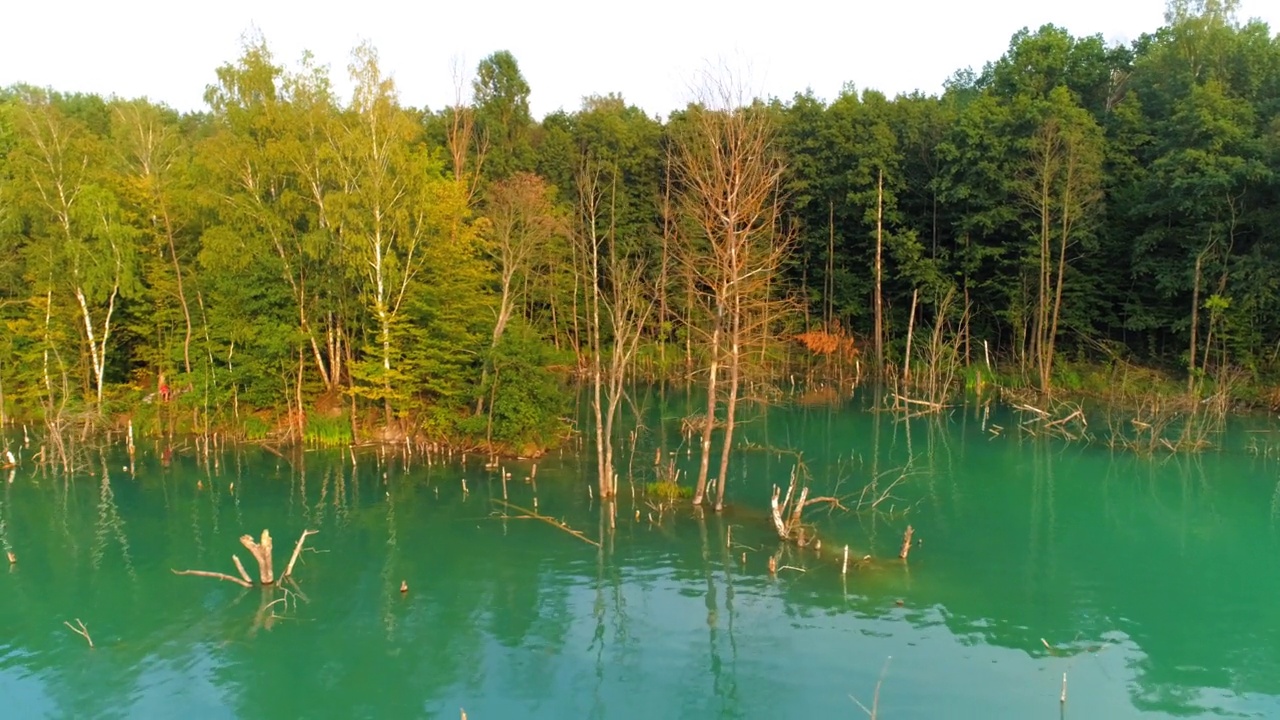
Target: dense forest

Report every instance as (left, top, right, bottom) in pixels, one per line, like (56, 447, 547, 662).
(0, 0, 1277, 466)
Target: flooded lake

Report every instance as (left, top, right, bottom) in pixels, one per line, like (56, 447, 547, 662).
(2, 387, 1279, 718)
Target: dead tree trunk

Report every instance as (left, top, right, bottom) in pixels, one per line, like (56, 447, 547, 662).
(674, 76, 791, 508)
(241, 530, 275, 584)
(174, 528, 317, 588)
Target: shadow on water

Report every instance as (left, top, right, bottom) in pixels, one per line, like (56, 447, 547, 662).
(1, 387, 1280, 717)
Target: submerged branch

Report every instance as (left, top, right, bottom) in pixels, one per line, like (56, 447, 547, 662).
(492, 500, 601, 548)
(172, 568, 254, 588)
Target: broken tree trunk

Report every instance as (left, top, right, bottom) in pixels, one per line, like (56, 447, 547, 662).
(241, 530, 275, 584)
(233, 555, 253, 585)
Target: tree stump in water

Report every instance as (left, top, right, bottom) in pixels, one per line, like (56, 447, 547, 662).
(173, 528, 318, 587)
(240, 530, 274, 584)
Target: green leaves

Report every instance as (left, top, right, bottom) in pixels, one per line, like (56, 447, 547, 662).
(0, 11, 1279, 431)
(473, 51, 534, 179)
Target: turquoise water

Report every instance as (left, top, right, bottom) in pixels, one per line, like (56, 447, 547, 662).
(3, 388, 1280, 718)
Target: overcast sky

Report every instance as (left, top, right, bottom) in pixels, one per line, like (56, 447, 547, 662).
(3, 0, 1278, 118)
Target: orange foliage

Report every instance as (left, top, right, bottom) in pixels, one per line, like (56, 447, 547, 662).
(795, 329, 859, 360)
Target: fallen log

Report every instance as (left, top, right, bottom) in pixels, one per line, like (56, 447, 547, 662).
(492, 499, 601, 548)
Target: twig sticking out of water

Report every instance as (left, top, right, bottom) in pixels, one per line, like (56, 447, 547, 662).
(64, 618, 93, 648)
(491, 499, 601, 548)
(899, 526, 915, 560)
(280, 529, 319, 582)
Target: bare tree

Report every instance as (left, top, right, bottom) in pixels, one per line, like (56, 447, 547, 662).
(576, 159, 652, 498)
(673, 71, 792, 511)
(445, 55, 489, 207)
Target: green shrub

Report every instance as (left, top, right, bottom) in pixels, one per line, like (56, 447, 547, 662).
(482, 324, 571, 450)
(645, 481, 692, 501)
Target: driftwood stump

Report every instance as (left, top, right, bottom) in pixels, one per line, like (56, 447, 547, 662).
(174, 528, 318, 587)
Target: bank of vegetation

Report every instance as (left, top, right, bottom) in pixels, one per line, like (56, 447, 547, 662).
(1, 1, 1278, 483)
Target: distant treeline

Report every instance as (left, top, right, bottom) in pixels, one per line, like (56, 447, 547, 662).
(1, 0, 1277, 446)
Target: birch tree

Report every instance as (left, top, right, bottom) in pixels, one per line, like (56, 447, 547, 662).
(576, 158, 651, 499)
(331, 42, 457, 424)
(10, 92, 137, 408)
(202, 35, 338, 393)
(111, 99, 196, 375)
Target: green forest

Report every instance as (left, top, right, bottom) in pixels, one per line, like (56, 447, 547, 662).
(1, 0, 1277, 462)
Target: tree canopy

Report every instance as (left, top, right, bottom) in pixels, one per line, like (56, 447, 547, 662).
(1, 7, 1278, 449)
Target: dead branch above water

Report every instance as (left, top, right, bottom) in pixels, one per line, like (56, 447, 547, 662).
(173, 528, 319, 587)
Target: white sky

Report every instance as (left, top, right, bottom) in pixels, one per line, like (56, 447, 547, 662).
(2, 0, 1277, 119)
